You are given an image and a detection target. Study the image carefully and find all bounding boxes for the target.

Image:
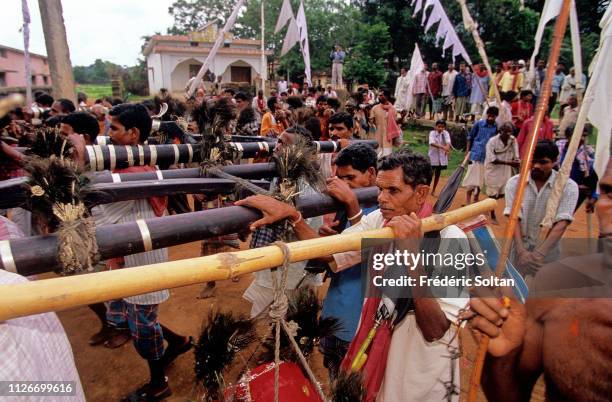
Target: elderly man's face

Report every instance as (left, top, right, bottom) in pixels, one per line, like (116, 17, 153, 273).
(376, 167, 428, 220)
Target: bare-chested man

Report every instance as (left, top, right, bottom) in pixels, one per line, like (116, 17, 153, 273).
(463, 160, 612, 402)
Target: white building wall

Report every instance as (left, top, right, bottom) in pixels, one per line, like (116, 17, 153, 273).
(147, 50, 268, 94)
(146, 53, 163, 94)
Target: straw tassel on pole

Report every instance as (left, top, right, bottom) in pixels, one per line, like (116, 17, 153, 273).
(466, 2, 573, 401)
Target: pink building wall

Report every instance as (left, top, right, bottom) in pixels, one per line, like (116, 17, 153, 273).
(0, 45, 52, 88)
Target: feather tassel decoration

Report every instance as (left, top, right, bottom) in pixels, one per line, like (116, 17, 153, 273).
(23, 156, 98, 274)
(259, 286, 341, 364)
(194, 310, 256, 401)
(24, 126, 74, 159)
(331, 371, 366, 402)
(271, 132, 325, 203)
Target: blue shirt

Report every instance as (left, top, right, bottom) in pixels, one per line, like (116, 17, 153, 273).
(468, 119, 497, 162)
(453, 73, 470, 97)
(552, 72, 565, 94)
(321, 205, 378, 342)
(331, 50, 346, 63)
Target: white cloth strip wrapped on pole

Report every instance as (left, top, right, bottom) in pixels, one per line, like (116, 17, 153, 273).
(186, 0, 246, 98)
(456, 0, 502, 105)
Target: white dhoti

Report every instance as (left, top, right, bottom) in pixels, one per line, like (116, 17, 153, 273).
(462, 161, 485, 190)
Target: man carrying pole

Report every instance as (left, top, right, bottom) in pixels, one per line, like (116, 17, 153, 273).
(236, 150, 470, 401)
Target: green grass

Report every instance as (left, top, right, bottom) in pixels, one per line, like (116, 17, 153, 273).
(76, 83, 113, 100)
(400, 127, 462, 176)
(76, 83, 150, 103)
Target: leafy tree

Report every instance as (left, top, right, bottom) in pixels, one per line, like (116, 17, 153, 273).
(344, 22, 391, 87)
(167, 0, 360, 83)
(167, 0, 237, 35)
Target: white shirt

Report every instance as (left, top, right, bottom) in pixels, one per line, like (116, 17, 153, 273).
(442, 70, 458, 97)
(92, 199, 170, 305)
(428, 130, 451, 166)
(0, 217, 86, 402)
(277, 80, 288, 93)
(332, 210, 469, 402)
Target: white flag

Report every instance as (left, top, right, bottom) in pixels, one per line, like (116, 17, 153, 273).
(528, 0, 563, 75)
(424, 3, 442, 32)
(588, 5, 612, 179)
(417, 0, 471, 63)
(274, 0, 294, 34)
(569, 1, 583, 92)
(280, 17, 300, 56)
(296, 1, 312, 86)
(413, 0, 423, 16)
(187, 0, 245, 97)
(405, 44, 425, 112)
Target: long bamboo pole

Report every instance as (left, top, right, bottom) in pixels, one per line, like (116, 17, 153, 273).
(456, 0, 502, 106)
(0, 199, 496, 322)
(467, 2, 572, 401)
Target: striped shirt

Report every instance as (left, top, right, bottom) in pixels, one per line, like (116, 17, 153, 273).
(92, 199, 169, 305)
(0, 216, 86, 401)
(504, 171, 578, 259)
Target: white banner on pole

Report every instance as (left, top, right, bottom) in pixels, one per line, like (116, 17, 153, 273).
(274, 0, 294, 33)
(296, 1, 312, 86)
(413, 0, 472, 64)
(187, 0, 245, 97)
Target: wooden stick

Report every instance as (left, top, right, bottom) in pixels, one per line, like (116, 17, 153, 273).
(0, 199, 497, 322)
(457, 0, 501, 105)
(467, 2, 572, 401)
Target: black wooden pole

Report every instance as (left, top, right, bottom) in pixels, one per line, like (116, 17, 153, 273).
(0, 187, 379, 276)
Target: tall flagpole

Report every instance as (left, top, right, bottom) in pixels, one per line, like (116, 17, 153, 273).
(21, 0, 32, 107)
(261, 0, 266, 93)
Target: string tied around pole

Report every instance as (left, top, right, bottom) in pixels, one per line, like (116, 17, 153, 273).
(269, 241, 326, 402)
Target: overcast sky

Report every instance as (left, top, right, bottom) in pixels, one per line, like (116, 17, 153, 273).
(1, 0, 175, 66)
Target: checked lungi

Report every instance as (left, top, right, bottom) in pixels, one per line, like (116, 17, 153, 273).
(106, 301, 164, 361)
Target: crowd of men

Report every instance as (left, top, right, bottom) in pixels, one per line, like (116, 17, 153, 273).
(0, 57, 608, 402)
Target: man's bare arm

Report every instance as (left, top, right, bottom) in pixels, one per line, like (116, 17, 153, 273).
(535, 220, 570, 256)
(465, 296, 542, 402)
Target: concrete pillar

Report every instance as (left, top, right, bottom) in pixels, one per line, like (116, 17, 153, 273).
(38, 0, 76, 103)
